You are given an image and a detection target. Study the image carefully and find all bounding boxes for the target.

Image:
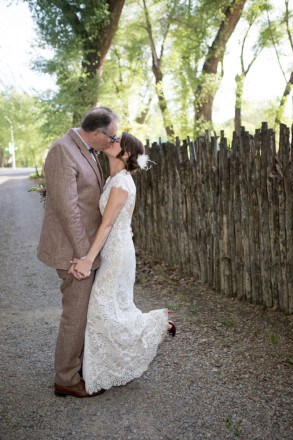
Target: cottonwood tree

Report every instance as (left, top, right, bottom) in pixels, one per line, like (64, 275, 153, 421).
(25, 0, 125, 124)
(97, 0, 155, 134)
(234, 0, 272, 134)
(98, 0, 178, 139)
(197, 0, 247, 124)
(142, 0, 179, 138)
(171, 0, 247, 135)
(101, 0, 248, 138)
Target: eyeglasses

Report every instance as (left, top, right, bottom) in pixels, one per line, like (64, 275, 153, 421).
(96, 129, 118, 144)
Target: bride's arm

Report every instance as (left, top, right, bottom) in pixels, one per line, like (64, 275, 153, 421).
(72, 186, 128, 276)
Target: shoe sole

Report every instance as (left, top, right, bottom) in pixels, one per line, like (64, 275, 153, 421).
(54, 389, 105, 398)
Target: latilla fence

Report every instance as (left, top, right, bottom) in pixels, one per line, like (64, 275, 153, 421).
(101, 123, 293, 314)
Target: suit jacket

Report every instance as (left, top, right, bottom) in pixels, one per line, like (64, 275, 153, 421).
(37, 128, 104, 270)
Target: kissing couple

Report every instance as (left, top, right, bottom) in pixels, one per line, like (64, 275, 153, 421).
(37, 107, 176, 397)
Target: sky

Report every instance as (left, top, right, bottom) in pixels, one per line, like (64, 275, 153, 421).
(0, 1, 292, 125)
(0, 2, 56, 94)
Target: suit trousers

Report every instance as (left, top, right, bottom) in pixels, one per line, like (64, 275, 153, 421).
(54, 269, 96, 386)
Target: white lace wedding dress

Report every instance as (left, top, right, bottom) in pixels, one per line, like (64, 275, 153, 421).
(83, 169, 168, 394)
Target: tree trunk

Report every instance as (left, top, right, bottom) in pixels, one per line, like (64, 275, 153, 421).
(135, 96, 152, 124)
(0, 146, 4, 168)
(29, 147, 40, 177)
(275, 71, 293, 126)
(83, 0, 125, 104)
(74, 0, 125, 122)
(195, 0, 247, 123)
(234, 73, 245, 134)
(152, 65, 175, 138)
(96, 0, 125, 80)
(143, 0, 175, 139)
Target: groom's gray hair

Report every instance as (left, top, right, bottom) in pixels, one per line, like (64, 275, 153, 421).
(81, 107, 119, 132)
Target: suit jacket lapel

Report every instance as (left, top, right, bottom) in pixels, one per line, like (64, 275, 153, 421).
(68, 128, 103, 191)
(91, 148, 105, 189)
(93, 152, 104, 187)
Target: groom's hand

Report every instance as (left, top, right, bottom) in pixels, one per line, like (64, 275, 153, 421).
(71, 258, 92, 278)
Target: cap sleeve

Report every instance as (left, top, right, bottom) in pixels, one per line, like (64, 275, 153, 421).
(111, 173, 132, 193)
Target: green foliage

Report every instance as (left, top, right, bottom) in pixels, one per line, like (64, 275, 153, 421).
(0, 88, 73, 167)
(0, 89, 47, 167)
(234, 425, 241, 437)
(262, 0, 293, 125)
(220, 316, 234, 327)
(27, 183, 46, 208)
(167, 304, 183, 311)
(215, 98, 291, 145)
(24, 0, 248, 139)
(268, 332, 283, 357)
(4, 0, 291, 146)
(167, 0, 243, 136)
(98, 0, 246, 139)
(25, 0, 110, 50)
(98, 0, 170, 138)
(29, 173, 45, 179)
(268, 333, 277, 345)
(24, 0, 117, 121)
(37, 92, 73, 144)
(190, 305, 201, 314)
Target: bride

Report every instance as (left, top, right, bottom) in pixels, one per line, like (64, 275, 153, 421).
(72, 132, 176, 394)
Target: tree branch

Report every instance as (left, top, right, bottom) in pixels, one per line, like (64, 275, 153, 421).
(160, 0, 178, 60)
(285, 0, 293, 52)
(160, 22, 170, 61)
(266, 9, 288, 83)
(245, 46, 262, 75)
(202, 0, 247, 75)
(96, 0, 125, 78)
(142, 0, 160, 68)
(241, 23, 253, 74)
(170, 17, 194, 30)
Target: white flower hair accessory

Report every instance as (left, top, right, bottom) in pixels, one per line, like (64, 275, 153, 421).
(137, 154, 155, 170)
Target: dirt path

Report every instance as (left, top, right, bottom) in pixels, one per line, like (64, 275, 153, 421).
(0, 171, 292, 440)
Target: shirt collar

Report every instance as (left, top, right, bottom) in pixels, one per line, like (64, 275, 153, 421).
(73, 128, 92, 151)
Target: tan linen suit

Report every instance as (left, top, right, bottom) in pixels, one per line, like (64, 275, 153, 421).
(38, 128, 104, 386)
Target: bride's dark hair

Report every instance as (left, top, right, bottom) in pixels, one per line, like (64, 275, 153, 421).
(117, 132, 144, 174)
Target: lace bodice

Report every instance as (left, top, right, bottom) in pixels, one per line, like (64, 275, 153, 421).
(99, 169, 136, 229)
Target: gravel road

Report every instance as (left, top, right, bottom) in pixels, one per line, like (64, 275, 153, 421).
(0, 170, 293, 440)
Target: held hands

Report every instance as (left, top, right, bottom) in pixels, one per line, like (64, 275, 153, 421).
(68, 257, 93, 280)
(68, 262, 84, 280)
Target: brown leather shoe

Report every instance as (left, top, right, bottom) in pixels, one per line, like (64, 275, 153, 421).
(54, 379, 105, 398)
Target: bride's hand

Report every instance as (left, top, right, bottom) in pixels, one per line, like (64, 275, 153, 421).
(71, 258, 92, 277)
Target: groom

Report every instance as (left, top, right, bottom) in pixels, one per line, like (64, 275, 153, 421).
(38, 107, 119, 397)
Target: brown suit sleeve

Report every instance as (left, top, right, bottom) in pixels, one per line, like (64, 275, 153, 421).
(45, 142, 91, 258)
